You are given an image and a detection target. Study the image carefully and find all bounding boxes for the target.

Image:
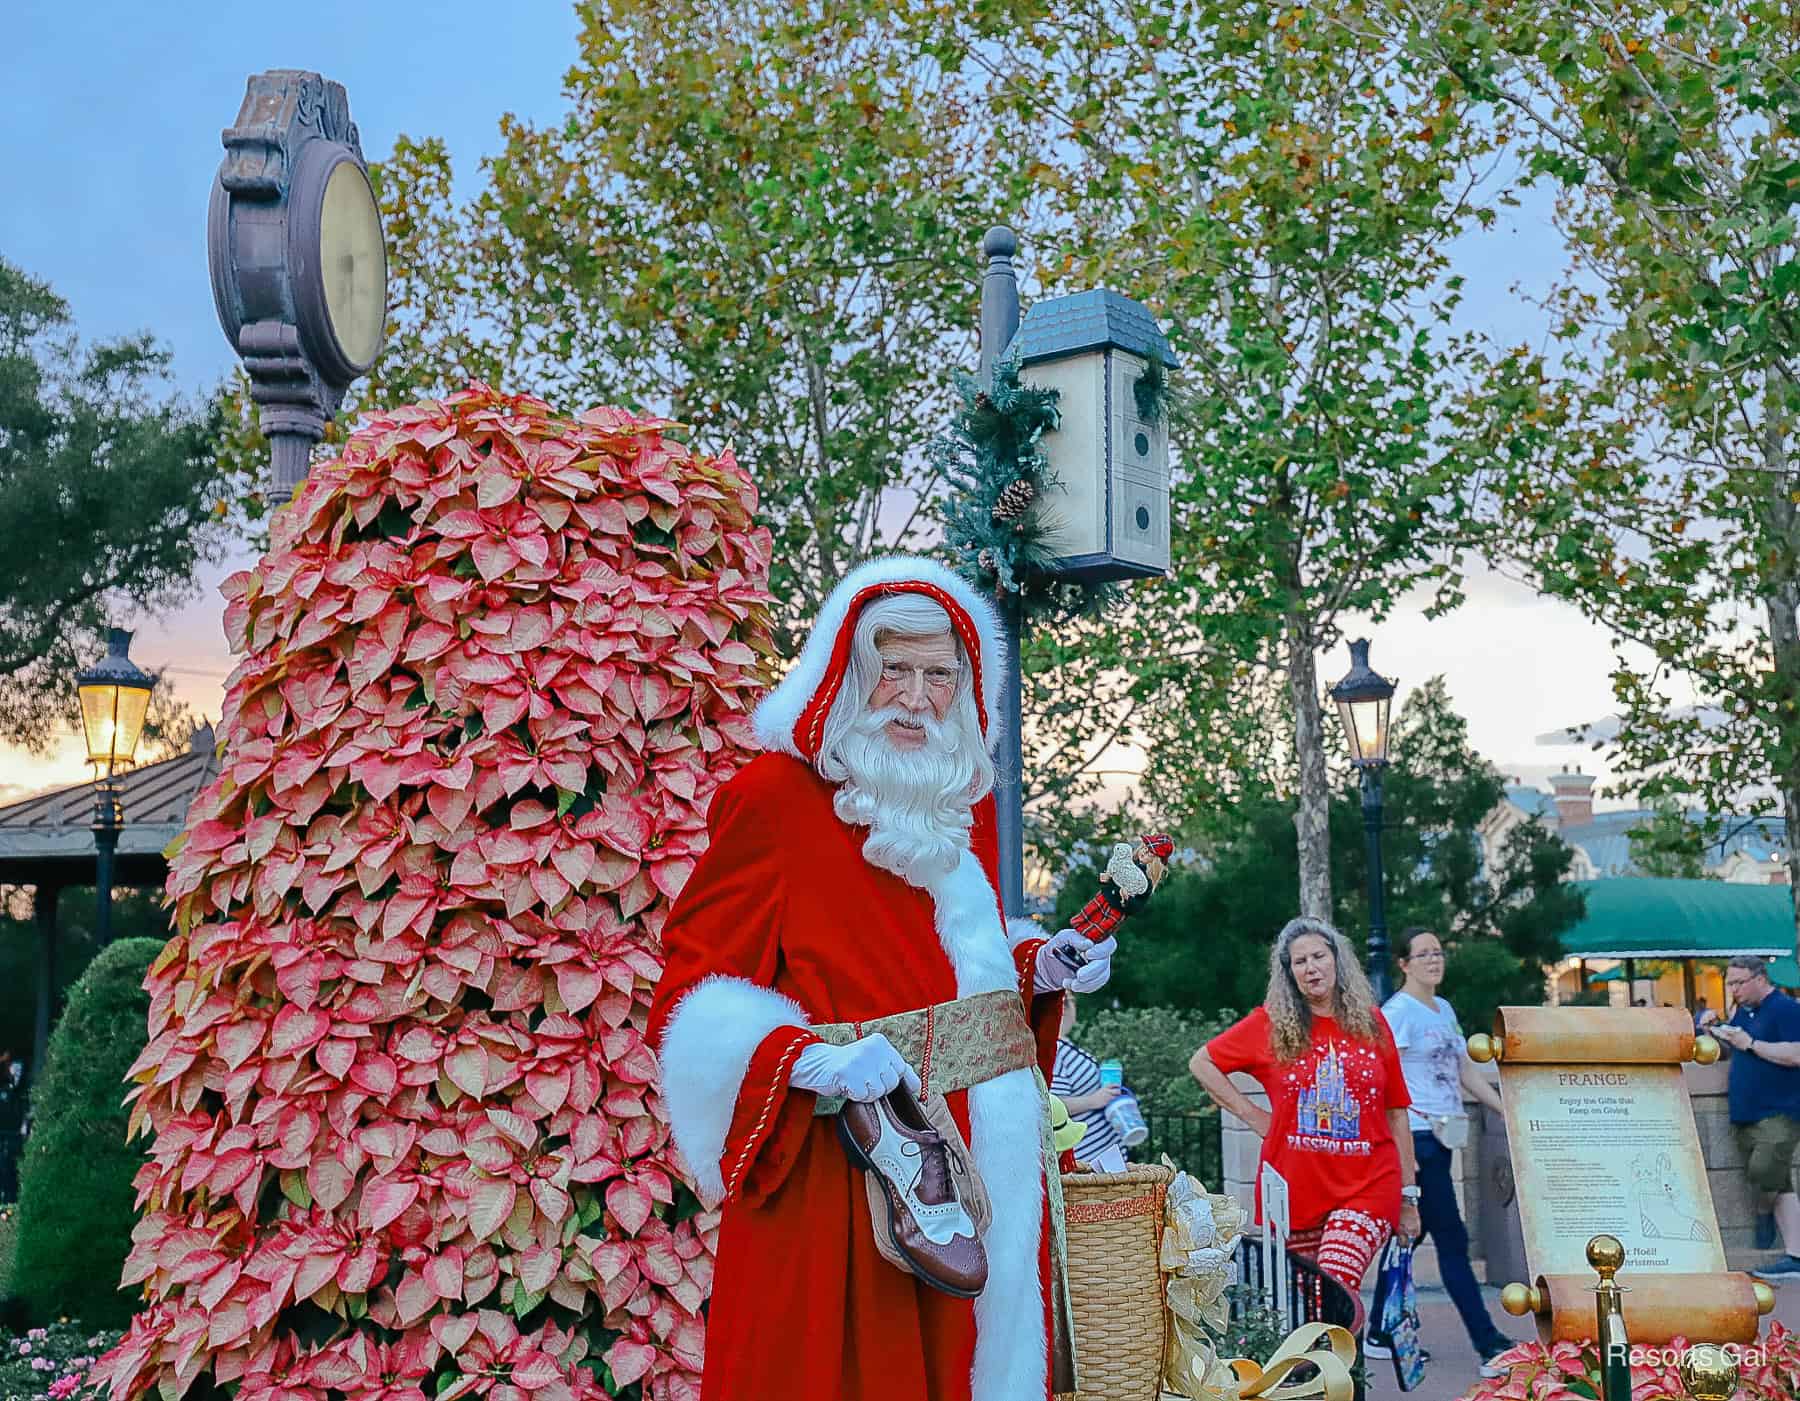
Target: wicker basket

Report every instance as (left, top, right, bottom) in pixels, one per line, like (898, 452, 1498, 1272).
(1055, 1163, 1173, 1401)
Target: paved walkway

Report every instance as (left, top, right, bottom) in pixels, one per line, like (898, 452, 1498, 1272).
(1365, 1279, 1800, 1398)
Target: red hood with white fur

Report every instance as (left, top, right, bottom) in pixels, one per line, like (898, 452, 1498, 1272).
(751, 555, 1007, 761)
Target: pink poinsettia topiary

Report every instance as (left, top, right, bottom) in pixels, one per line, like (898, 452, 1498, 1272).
(93, 385, 774, 1401)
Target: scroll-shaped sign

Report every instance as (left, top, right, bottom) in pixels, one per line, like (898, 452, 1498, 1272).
(1474, 1007, 1770, 1347)
(1498, 1007, 1722, 1277)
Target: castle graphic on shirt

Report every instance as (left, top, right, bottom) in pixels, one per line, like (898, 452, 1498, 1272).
(1295, 1042, 1363, 1142)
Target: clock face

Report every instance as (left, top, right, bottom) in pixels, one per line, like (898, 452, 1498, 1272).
(318, 160, 387, 371)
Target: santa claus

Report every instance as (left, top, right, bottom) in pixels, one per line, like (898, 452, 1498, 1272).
(648, 555, 1117, 1401)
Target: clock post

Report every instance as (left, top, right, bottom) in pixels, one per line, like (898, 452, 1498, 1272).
(207, 70, 389, 505)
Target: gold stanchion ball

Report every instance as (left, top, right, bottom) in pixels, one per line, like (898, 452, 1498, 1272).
(1586, 1234, 1626, 1277)
(1678, 1343, 1739, 1401)
(1467, 1033, 1499, 1064)
(1499, 1283, 1541, 1317)
(1693, 1034, 1722, 1066)
(1754, 1280, 1777, 1315)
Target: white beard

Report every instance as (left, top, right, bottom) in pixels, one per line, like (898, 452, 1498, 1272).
(831, 706, 980, 889)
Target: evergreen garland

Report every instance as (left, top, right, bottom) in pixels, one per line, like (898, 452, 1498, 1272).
(937, 355, 1119, 625)
(1134, 356, 1171, 426)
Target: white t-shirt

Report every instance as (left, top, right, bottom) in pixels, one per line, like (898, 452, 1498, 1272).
(1382, 991, 1467, 1131)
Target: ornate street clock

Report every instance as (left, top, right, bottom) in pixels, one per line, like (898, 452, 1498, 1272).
(207, 70, 389, 503)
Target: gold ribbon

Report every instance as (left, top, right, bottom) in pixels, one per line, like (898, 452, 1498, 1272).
(1168, 1322, 1356, 1401)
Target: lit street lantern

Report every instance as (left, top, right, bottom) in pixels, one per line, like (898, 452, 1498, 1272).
(1331, 637, 1395, 768)
(75, 629, 154, 945)
(1330, 638, 1399, 1001)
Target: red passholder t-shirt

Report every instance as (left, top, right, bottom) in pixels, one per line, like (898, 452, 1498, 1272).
(1206, 1005, 1410, 1232)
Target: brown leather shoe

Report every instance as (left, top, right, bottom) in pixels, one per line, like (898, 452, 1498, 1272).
(837, 1087, 988, 1298)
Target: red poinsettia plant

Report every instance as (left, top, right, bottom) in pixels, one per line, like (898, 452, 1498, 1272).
(92, 386, 775, 1401)
(1460, 1324, 1800, 1400)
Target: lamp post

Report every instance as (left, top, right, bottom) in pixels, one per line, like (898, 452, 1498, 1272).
(207, 70, 389, 504)
(978, 229, 1027, 915)
(1329, 638, 1398, 1002)
(976, 228, 1177, 914)
(75, 629, 154, 946)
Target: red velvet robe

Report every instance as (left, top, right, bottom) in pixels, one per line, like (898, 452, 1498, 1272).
(648, 754, 1059, 1401)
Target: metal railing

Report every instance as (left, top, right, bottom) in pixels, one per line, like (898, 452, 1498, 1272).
(1232, 1234, 1359, 1332)
(1136, 1107, 1223, 1185)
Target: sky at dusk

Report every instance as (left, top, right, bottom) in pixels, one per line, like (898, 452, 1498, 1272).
(3, 1, 1671, 812)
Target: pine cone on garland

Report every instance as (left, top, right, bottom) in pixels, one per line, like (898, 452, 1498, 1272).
(977, 548, 999, 575)
(991, 478, 1036, 522)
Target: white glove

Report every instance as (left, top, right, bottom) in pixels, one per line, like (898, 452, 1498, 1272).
(1034, 931, 1117, 995)
(789, 1033, 921, 1102)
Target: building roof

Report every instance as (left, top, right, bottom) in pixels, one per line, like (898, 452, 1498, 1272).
(1502, 785, 1557, 821)
(1559, 811, 1658, 878)
(0, 726, 217, 863)
(1502, 786, 1788, 877)
(1562, 877, 1792, 959)
(1007, 289, 1178, 369)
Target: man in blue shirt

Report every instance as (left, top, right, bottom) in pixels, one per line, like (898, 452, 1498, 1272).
(1715, 955, 1800, 1275)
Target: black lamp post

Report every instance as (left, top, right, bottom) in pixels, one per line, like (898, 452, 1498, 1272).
(75, 629, 154, 946)
(1329, 638, 1398, 1002)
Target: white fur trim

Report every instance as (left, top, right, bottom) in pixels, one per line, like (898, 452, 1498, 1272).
(925, 852, 1047, 1401)
(657, 974, 810, 1207)
(752, 555, 1007, 759)
(1005, 916, 1045, 952)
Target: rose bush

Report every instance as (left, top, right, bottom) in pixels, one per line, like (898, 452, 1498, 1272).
(0, 1322, 122, 1401)
(92, 386, 773, 1401)
(1460, 1324, 1800, 1400)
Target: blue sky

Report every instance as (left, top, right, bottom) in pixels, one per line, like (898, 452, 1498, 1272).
(0, 1, 579, 793)
(0, 3, 1650, 806)
(3, 0, 577, 398)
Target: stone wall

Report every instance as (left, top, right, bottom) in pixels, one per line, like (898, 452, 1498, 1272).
(1217, 1060, 1778, 1288)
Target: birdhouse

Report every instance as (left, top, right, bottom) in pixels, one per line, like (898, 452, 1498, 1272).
(1008, 289, 1178, 583)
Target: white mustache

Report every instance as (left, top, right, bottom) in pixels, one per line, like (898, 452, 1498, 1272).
(864, 706, 946, 743)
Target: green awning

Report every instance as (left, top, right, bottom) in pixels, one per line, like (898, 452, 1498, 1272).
(1771, 956, 1800, 989)
(1562, 879, 1792, 960)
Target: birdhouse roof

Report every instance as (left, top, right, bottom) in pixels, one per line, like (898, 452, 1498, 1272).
(1006, 289, 1178, 368)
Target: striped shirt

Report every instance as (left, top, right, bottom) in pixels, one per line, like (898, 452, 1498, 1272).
(1052, 1037, 1125, 1162)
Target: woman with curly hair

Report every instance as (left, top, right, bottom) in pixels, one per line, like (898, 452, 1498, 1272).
(1190, 917, 1418, 1333)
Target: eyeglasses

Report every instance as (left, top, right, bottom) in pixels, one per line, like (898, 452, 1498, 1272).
(1405, 951, 1446, 962)
(878, 659, 960, 692)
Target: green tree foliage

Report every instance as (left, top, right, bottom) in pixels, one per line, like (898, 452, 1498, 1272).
(14, 937, 162, 1327)
(306, 1, 1537, 877)
(1067, 1003, 1238, 1113)
(1054, 803, 1311, 1017)
(1626, 799, 1713, 880)
(1058, 679, 1581, 1030)
(347, 0, 994, 652)
(907, 0, 1515, 910)
(1384, 1, 1800, 948)
(0, 258, 240, 748)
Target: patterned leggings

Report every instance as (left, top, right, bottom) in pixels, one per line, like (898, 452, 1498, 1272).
(1287, 1208, 1392, 1334)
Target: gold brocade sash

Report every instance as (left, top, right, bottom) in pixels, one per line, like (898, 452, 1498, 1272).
(809, 988, 1040, 1113)
(810, 989, 1079, 1393)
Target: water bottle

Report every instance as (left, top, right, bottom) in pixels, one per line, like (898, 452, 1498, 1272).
(1105, 1091, 1149, 1148)
(1098, 1058, 1124, 1088)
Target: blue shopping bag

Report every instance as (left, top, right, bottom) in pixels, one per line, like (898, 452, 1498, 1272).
(1369, 1236, 1427, 1391)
